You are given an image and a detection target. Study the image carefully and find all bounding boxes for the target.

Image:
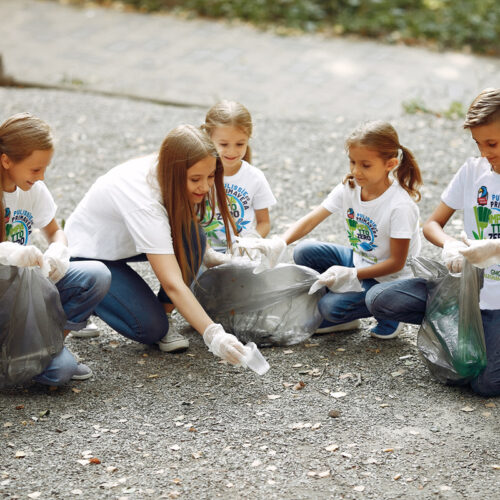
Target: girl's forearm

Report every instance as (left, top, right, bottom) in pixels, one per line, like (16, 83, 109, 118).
(356, 258, 406, 281)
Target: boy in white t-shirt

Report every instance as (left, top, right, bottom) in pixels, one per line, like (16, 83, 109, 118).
(366, 88, 500, 397)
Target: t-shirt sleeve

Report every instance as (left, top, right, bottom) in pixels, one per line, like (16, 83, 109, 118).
(321, 183, 344, 213)
(122, 206, 175, 254)
(389, 201, 419, 239)
(441, 160, 468, 210)
(33, 182, 57, 229)
(252, 171, 277, 210)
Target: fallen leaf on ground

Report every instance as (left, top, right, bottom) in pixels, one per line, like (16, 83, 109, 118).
(267, 394, 280, 400)
(461, 406, 475, 412)
(325, 444, 339, 452)
(330, 392, 347, 398)
(293, 381, 306, 390)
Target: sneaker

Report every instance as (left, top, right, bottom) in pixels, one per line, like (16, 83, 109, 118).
(157, 330, 189, 353)
(315, 319, 361, 335)
(71, 321, 100, 338)
(370, 322, 404, 339)
(71, 363, 93, 380)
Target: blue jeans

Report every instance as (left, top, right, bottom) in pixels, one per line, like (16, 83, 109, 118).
(85, 224, 206, 345)
(365, 278, 500, 397)
(36, 261, 111, 385)
(293, 240, 396, 328)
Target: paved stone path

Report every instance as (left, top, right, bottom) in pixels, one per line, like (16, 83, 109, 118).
(1, 0, 499, 119)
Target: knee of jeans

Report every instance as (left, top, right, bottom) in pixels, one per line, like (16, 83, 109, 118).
(293, 240, 316, 266)
(132, 315, 169, 344)
(92, 263, 112, 299)
(365, 286, 385, 316)
(470, 371, 500, 398)
(318, 294, 345, 322)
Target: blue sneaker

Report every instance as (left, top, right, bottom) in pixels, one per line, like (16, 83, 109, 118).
(370, 321, 404, 339)
(315, 319, 361, 335)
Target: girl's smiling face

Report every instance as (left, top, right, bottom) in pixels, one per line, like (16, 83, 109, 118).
(348, 145, 397, 199)
(186, 155, 216, 206)
(1, 149, 53, 192)
(471, 120, 500, 173)
(210, 126, 249, 173)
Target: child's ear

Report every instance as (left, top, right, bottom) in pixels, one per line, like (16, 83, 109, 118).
(387, 157, 399, 171)
(0, 153, 11, 170)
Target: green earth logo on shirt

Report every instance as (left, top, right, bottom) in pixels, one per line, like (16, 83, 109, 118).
(346, 208, 377, 253)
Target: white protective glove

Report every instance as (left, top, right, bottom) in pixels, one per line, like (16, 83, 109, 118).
(202, 247, 232, 268)
(230, 235, 287, 273)
(459, 233, 500, 268)
(0, 241, 46, 271)
(308, 265, 363, 294)
(441, 239, 468, 274)
(203, 323, 246, 366)
(43, 242, 70, 283)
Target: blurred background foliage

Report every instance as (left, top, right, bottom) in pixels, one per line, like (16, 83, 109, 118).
(65, 0, 500, 56)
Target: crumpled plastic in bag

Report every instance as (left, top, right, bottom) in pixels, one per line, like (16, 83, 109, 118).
(193, 260, 324, 346)
(0, 264, 65, 388)
(410, 256, 486, 384)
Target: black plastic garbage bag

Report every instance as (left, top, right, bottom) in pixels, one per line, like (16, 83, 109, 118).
(410, 256, 486, 384)
(193, 261, 324, 346)
(0, 264, 65, 388)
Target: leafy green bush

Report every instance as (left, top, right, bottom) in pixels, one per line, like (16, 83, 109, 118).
(77, 0, 500, 55)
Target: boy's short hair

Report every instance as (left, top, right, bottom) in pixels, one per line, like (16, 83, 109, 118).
(464, 88, 500, 129)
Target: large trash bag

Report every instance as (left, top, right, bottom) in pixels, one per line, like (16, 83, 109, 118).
(0, 264, 65, 388)
(410, 257, 486, 384)
(193, 261, 324, 346)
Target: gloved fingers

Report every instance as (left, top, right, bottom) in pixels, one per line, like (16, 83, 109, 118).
(308, 280, 324, 295)
(445, 257, 463, 274)
(460, 231, 472, 247)
(8, 245, 44, 268)
(222, 342, 247, 366)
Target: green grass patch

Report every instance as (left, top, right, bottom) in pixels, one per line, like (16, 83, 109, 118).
(71, 0, 500, 56)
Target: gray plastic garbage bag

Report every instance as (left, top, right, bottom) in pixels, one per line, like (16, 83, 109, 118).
(0, 264, 65, 388)
(193, 261, 324, 346)
(410, 256, 486, 385)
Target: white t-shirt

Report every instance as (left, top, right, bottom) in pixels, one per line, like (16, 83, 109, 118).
(442, 156, 500, 310)
(202, 160, 276, 248)
(66, 154, 174, 260)
(3, 182, 56, 245)
(321, 182, 421, 282)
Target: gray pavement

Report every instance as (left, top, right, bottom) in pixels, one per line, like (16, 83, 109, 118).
(1, 0, 500, 120)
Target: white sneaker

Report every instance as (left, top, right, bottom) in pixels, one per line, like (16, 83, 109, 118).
(315, 319, 361, 335)
(71, 363, 93, 380)
(157, 330, 189, 353)
(71, 321, 100, 338)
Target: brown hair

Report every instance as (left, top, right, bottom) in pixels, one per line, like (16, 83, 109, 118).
(202, 100, 253, 163)
(156, 124, 237, 284)
(343, 121, 422, 201)
(463, 88, 500, 129)
(0, 112, 54, 241)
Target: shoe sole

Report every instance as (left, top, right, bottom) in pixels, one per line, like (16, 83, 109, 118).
(71, 330, 100, 338)
(71, 373, 93, 380)
(158, 340, 190, 353)
(315, 319, 361, 335)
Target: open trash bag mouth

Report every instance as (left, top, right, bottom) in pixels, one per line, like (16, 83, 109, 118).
(410, 257, 486, 384)
(193, 261, 324, 346)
